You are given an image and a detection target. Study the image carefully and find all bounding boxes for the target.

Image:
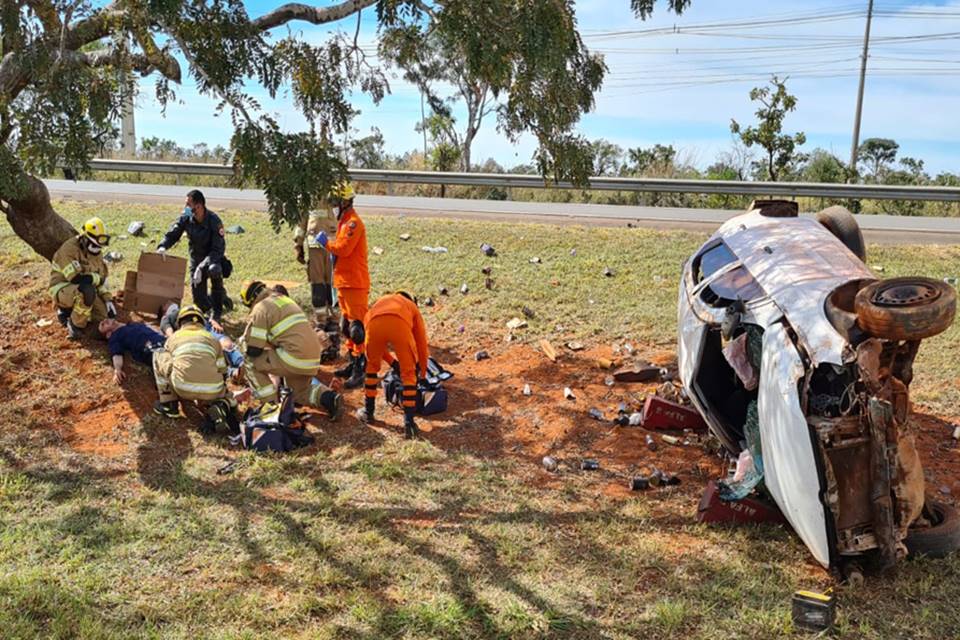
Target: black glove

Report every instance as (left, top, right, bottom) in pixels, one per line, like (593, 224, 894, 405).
(71, 273, 94, 286)
(295, 244, 306, 264)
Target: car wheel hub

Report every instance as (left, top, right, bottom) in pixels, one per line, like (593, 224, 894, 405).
(873, 282, 941, 307)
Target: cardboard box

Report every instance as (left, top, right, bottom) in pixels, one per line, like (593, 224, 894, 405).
(122, 252, 187, 315)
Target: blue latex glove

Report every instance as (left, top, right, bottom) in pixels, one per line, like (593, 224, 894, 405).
(314, 231, 328, 248)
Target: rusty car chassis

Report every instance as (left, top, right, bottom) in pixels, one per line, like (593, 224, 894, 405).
(678, 201, 957, 572)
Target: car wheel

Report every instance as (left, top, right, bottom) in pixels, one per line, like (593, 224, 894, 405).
(816, 206, 866, 262)
(854, 277, 956, 341)
(905, 500, 960, 559)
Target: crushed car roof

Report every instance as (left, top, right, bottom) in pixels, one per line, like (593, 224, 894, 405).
(716, 211, 876, 366)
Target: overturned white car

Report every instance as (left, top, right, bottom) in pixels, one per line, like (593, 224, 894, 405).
(678, 200, 958, 571)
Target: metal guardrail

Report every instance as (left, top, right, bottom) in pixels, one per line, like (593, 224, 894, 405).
(85, 159, 960, 203)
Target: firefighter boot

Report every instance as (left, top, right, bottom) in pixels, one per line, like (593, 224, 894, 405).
(404, 409, 421, 440)
(334, 352, 355, 378)
(203, 399, 231, 434)
(319, 390, 344, 420)
(344, 354, 366, 390)
(153, 400, 181, 419)
(320, 330, 340, 364)
(56, 307, 71, 327)
(67, 318, 84, 340)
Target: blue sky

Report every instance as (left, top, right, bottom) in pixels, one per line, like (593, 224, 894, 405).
(135, 0, 960, 174)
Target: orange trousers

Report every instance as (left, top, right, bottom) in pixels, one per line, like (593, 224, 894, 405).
(338, 288, 368, 356)
(365, 315, 418, 411)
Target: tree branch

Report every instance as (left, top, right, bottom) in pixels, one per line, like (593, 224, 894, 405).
(252, 0, 377, 32)
(75, 48, 182, 82)
(65, 4, 126, 49)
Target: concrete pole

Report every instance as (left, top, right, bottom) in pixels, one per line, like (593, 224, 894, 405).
(848, 0, 875, 174)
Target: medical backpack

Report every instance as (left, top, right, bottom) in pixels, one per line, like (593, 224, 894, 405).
(234, 386, 314, 453)
(382, 357, 452, 416)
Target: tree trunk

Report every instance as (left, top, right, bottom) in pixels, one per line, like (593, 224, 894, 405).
(3, 173, 76, 260)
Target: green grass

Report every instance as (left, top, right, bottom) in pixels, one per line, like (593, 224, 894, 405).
(1, 201, 960, 639)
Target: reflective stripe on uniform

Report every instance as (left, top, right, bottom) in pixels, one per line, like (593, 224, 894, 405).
(172, 342, 218, 359)
(59, 260, 79, 280)
(276, 347, 321, 372)
(216, 357, 226, 370)
(49, 282, 71, 298)
(269, 312, 308, 340)
(272, 296, 295, 309)
(252, 382, 276, 399)
(249, 326, 268, 341)
(171, 379, 225, 395)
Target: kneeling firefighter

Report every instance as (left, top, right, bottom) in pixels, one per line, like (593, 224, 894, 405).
(49, 217, 117, 339)
(239, 280, 343, 418)
(358, 291, 431, 439)
(153, 304, 238, 432)
(313, 181, 369, 389)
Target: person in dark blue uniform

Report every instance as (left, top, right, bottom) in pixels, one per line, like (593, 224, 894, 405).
(98, 318, 166, 386)
(156, 189, 229, 322)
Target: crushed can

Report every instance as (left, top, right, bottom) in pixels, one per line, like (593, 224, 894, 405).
(630, 476, 649, 491)
(791, 590, 836, 633)
(580, 459, 599, 471)
(588, 408, 604, 421)
(645, 434, 658, 452)
(542, 456, 558, 472)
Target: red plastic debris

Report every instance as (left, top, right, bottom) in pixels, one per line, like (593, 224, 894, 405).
(641, 396, 708, 432)
(696, 480, 787, 525)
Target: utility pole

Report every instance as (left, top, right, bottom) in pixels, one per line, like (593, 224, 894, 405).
(420, 88, 428, 160)
(848, 0, 874, 174)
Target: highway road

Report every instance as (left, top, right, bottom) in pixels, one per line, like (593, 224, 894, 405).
(44, 179, 960, 244)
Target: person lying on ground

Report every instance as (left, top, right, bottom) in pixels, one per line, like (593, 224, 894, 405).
(99, 318, 166, 386)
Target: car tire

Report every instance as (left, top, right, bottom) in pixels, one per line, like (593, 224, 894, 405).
(905, 500, 960, 559)
(854, 277, 956, 341)
(816, 206, 866, 262)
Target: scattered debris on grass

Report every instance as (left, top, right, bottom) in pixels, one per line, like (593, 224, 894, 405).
(421, 246, 448, 253)
(460, 283, 469, 295)
(438, 285, 449, 296)
(522, 383, 532, 396)
(480, 243, 496, 257)
(522, 306, 535, 319)
(225, 225, 245, 234)
(506, 318, 527, 330)
(542, 456, 558, 472)
(565, 341, 585, 351)
(423, 297, 434, 307)
(475, 350, 490, 361)
(539, 339, 557, 362)
(127, 221, 145, 236)
(603, 267, 614, 277)
(104, 251, 124, 263)
(580, 459, 599, 471)
(563, 387, 576, 400)
(35, 318, 53, 327)
(529, 257, 541, 264)
(372, 246, 384, 255)
(399, 233, 412, 241)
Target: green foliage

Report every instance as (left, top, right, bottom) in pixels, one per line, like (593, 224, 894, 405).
(627, 144, 678, 175)
(730, 76, 806, 181)
(232, 122, 345, 231)
(858, 137, 900, 180)
(1, 0, 693, 245)
(802, 149, 848, 184)
(591, 139, 625, 176)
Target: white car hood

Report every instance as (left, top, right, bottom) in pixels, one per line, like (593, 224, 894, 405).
(717, 211, 875, 366)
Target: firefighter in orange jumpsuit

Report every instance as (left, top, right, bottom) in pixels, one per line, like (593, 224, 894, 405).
(314, 181, 376, 389)
(357, 291, 430, 439)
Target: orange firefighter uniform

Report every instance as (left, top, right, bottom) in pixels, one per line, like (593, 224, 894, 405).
(49, 236, 112, 328)
(242, 288, 337, 411)
(153, 321, 229, 403)
(363, 293, 430, 435)
(326, 206, 369, 357)
(295, 209, 338, 325)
